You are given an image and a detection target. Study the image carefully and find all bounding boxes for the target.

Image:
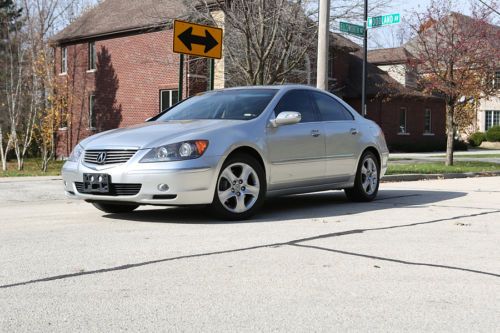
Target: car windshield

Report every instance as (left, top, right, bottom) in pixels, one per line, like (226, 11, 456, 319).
(156, 89, 277, 121)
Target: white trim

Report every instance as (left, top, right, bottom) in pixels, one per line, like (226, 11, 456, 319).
(86, 69, 97, 73)
(58, 127, 68, 131)
(397, 132, 411, 136)
(423, 133, 435, 136)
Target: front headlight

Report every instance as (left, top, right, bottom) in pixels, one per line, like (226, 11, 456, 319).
(68, 144, 84, 162)
(140, 140, 209, 163)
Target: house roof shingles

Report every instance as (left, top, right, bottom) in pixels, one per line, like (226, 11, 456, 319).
(367, 46, 413, 65)
(343, 52, 436, 100)
(53, 0, 187, 44)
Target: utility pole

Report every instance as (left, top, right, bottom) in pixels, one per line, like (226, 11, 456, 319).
(361, 0, 368, 117)
(316, 0, 331, 90)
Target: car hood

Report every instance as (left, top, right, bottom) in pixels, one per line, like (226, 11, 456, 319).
(80, 119, 245, 149)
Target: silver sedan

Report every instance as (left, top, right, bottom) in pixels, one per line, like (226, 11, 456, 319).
(62, 85, 389, 220)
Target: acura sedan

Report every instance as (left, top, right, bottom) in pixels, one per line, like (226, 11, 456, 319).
(62, 85, 388, 220)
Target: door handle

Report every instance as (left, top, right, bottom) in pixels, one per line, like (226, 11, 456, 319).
(350, 128, 358, 135)
(311, 129, 321, 137)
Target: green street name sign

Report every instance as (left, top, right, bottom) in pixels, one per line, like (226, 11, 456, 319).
(368, 13, 401, 28)
(339, 21, 364, 37)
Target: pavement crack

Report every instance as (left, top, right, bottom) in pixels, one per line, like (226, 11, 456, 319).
(1, 209, 499, 289)
(291, 243, 500, 278)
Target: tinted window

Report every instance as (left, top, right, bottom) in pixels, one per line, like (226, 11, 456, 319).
(311, 92, 353, 121)
(275, 90, 317, 123)
(156, 89, 277, 121)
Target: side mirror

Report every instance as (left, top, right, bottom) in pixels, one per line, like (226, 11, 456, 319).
(270, 111, 301, 127)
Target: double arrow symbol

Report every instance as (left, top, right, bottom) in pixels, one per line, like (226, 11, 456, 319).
(178, 27, 219, 53)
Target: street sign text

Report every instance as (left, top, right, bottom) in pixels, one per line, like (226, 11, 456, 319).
(368, 13, 401, 28)
(339, 21, 364, 37)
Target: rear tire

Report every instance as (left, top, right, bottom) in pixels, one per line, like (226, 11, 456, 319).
(345, 151, 380, 202)
(92, 202, 139, 214)
(211, 154, 266, 220)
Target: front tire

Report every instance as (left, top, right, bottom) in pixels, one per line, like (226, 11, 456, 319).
(211, 154, 266, 220)
(345, 151, 380, 202)
(92, 202, 139, 214)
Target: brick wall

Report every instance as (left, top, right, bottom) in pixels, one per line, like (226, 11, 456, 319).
(56, 29, 209, 157)
(347, 97, 446, 151)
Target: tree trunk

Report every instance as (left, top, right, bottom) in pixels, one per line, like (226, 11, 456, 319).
(445, 103, 454, 166)
(0, 128, 8, 171)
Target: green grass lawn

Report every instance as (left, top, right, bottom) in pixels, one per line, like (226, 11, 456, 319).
(386, 161, 500, 175)
(2, 158, 499, 178)
(1, 159, 64, 177)
(431, 154, 500, 158)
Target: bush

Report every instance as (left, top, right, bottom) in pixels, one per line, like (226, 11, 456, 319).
(486, 126, 500, 142)
(453, 139, 468, 151)
(468, 132, 486, 147)
(388, 139, 468, 153)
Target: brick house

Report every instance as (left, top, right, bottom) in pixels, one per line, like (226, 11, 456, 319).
(369, 13, 500, 136)
(53, 0, 446, 156)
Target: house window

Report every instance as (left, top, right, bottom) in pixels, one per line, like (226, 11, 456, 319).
(61, 47, 67, 74)
(494, 71, 500, 90)
(399, 107, 408, 134)
(328, 55, 335, 78)
(89, 94, 96, 129)
(60, 110, 69, 129)
(485, 110, 500, 131)
(160, 89, 179, 112)
(424, 108, 432, 134)
(88, 42, 96, 70)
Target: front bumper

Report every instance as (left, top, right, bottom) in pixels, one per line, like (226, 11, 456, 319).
(62, 152, 222, 206)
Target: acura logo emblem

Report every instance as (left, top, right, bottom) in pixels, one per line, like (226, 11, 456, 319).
(96, 152, 107, 164)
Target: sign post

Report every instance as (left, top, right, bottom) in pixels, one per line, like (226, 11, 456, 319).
(173, 20, 223, 97)
(340, 12, 401, 118)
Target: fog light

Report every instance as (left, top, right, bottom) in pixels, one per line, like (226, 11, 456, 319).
(157, 184, 169, 192)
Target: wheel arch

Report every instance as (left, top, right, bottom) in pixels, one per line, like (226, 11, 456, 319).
(224, 146, 267, 176)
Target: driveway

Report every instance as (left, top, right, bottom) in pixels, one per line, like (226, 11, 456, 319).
(1, 176, 499, 331)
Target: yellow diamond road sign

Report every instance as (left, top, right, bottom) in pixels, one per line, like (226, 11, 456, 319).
(173, 20, 223, 60)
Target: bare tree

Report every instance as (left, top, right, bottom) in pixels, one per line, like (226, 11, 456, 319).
(0, 0, 26, 171)
(185, 0, 317, 86)
(21, 0, 94, 171)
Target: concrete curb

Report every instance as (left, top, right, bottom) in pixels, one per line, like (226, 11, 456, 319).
(0, 176, 62, 183)
(382, 171, 500, 183)
(2, 172, 500, 184)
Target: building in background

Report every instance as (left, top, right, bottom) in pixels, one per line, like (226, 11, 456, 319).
(369, 13, 500, 135)
(53, 0, 446, 157)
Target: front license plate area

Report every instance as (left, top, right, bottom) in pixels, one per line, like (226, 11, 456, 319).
(83, 173, 110, 194)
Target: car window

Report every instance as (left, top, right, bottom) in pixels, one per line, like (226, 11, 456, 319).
(275, 90, 317, 123)
(155, 89, 277, 121)
(311, 92, 354, 121)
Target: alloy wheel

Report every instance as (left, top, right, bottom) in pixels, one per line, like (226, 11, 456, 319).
(361, 157, 378, 195)
(217, 162, 260, 213)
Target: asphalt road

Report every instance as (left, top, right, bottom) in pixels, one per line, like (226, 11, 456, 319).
(1, 176, 499, 332)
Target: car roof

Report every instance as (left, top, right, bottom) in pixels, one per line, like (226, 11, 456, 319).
(216, 84, 320, 92)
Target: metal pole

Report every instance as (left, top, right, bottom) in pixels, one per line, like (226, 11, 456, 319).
(178, 53, 184, 101)
(316, 0, 330, 90)
(361, 0, 368, 117)
(209, 58, 215, 90)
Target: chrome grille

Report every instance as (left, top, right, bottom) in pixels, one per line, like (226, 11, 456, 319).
(84, 149, 137, 165)
(75, 182, 141, 196)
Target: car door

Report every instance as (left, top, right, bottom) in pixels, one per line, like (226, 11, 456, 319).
(310, 91, 360, 179)
(266, 89, 326, 186)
